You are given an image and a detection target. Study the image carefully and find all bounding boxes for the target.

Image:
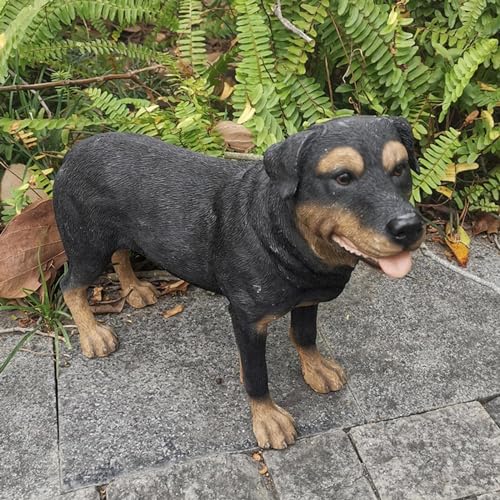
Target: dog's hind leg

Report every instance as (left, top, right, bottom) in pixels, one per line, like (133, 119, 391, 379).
(112, 249, 159, 309)
(290, 305, 346, 393)
(63, 286, 118, 358)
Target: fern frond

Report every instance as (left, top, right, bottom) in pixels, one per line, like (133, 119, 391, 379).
(177, 0, 206, 74)
(455, 168, 500, 212)
(412, 128, 461, 203)
(0, 0, 52, 83)
(21, 39, 175, 68)
(232, 0, 283, 149)
(457, 0, 487, 41)
(439, 37, 498, 121)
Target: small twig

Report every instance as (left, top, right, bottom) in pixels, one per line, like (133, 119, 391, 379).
(0, 325, 77, 338)
(224, 152, 263, 161)
(272, 0, 313, 43)
(0, 64, 166, 93)
(8, 70, 52, 118)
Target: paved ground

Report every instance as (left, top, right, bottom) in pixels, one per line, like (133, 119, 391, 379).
(1, 237, 499, 500)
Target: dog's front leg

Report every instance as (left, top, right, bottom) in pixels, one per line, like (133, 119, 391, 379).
(290, 305, 346, 393)
(230, 307, 297, 449)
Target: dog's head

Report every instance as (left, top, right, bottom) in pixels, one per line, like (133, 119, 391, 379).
(263, 116, 425, 278)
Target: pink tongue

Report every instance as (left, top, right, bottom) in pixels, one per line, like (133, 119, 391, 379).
(377, 251, 412, 278)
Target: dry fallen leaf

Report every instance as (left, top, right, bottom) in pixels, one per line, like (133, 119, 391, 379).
(252, 452, 263, 462)
(162, 304, 185, 319)
(159, 279, 189, 296)
(472, 213, 500, 236)
(219, 81, 234, 100)
(445, 222, 470, 267)
(90, 297, 126, 315)
(0, 200, 67, 298)
(214, 121, 254, 153)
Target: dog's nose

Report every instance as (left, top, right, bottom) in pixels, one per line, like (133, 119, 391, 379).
(386, 213, 424, 247)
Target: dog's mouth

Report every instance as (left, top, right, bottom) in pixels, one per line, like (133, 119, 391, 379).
(332, 234, 412, 278)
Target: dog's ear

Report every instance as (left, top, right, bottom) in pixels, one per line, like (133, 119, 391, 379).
(263, 130, 314, 199)
(387, 117, 419, 173)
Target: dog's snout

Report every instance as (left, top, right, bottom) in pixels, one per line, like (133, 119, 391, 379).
(386, 213, 424, 247)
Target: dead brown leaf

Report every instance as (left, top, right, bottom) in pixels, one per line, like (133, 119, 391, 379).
(90, 297, 126, 315)
(162, 304, 184, 319)
(463, 110, 479, 127)
(159, 279, 189, 295)
(252, 451, 263, 462)
(0, 200, 67, 299)
(472, 213, 500, 236)
(214, 121, 254, 153)
(258, 464, 268, 475)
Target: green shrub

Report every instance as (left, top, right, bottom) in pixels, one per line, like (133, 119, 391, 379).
(0, 0, 498, 219)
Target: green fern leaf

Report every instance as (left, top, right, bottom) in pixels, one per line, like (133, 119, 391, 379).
(412, 128, 461, 203)
(439, 37, 498, 121)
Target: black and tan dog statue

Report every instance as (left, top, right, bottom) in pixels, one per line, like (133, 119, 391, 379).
(54, 116, 424, 449)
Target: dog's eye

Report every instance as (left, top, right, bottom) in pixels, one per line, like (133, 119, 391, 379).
(335, 172, 353, 186)
(392, 162, 407, 177)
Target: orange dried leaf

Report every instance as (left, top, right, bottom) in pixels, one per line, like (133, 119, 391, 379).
(444, 223, 470, 267)
(162, 304, 185, 319)
(259, 464, 268, 475)
(0, 200, 67, 299)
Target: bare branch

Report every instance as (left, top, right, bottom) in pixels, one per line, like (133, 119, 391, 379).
(272, 0, 313, 44)
(0, 65, 166, 93)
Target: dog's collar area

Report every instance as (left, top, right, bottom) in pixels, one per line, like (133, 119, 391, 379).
(331, 234, 412, 278)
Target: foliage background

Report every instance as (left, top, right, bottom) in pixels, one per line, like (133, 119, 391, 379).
(0, 0, 498, 220)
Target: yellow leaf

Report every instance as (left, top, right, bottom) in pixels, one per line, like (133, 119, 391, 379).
(436, 186, 453, 198)
(481, 110, 494, 130)
(0, 33, 6, 50)
(445, 223, 470, 267)
(220, 81, 234, 100)
(441, 163, 457, 183)
(478, 82, 496, 92)
(237, 101, 256, 124)
(455, 162, 479, 174)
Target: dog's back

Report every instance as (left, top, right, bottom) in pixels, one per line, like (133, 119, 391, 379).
(54, 132, 254, 291)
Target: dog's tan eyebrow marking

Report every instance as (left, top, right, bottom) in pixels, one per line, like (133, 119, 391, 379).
(316, 147, 364, 176)
(382, 140, 408, 172)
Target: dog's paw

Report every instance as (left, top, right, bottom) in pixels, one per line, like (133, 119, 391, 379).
(80, 323, 119, 358)
(125, 281, 159, 309)
(250, 398, 297, 450)
(299, 347, 346, 393)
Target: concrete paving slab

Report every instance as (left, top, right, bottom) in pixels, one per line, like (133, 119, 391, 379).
(349, 402, 500, 500)
(322, 252, 499, 421)
(57, 289, 363, 489)
(106, 453, 276, 500)
(264, 430, 376, 500)
(485, 397, 500, 427)
(0, 334, 59, 500)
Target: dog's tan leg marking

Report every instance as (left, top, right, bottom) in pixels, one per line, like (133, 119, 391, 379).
(296, 345, 346, 393)
(112, 249, 159, 308)
(250, 395, 297, 449)
(63, 287, 118, 358)
(290, 328, 346, 393)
